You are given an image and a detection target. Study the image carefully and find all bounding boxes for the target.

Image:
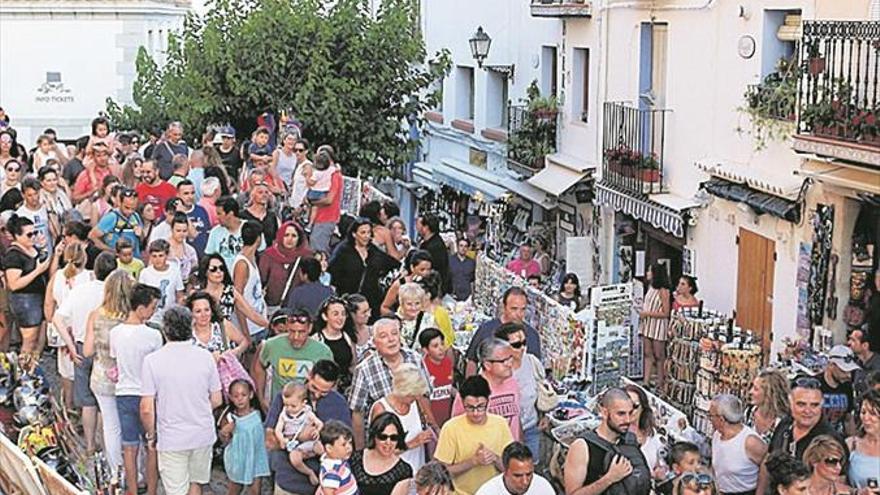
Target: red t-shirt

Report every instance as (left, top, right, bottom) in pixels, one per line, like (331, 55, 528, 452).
(312, 170, 342, 224)
(136, 181, 177, 217)
(424, 354, 454, 428)
(73, 166, 112, 199)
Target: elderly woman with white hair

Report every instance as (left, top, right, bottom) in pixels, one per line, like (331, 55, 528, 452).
(709, 393, 767, 495)
(397, 282, 435, 350)
(370, 363, 436, 481)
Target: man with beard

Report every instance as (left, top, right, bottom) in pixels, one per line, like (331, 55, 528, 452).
(475, 442, 554, 495)
(564, 388, 649, 495)
(135, 160, 177, 218)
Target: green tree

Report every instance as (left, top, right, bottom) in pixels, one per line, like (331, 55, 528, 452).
(106, 0, 449, 178)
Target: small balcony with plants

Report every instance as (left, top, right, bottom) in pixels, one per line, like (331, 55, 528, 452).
(794, 20, 880, 167)
(529, 0, 592, 18)
(740, 57, 798, 150)
(507, 81, 559, 176)
(602, 101, 668, 196)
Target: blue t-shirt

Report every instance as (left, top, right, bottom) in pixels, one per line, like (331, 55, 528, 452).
(97, 209, 143, 257)
(265, 389, 352, 493)
(185, 204, 211, 257)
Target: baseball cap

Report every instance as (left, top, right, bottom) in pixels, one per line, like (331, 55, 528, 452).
(828, 345, 861, 372)
(212, 125, 235, 145)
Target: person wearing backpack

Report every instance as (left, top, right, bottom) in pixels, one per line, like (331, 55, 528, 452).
(563, 388, 652, 495)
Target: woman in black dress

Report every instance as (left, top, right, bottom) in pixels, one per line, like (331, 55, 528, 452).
(311, 296, 356, 392)
(350, 412, 413, 495)
(328, 217, 399, 321)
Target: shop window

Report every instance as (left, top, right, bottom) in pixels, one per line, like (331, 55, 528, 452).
(456, 66, 475, 121)
(761, 9, 800, 78)
(572, 48, 590, 122)
(486, 70, 509, 129)
(542, 46, 558, 98)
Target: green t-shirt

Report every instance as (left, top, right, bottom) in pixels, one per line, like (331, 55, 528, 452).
(259, 335, 333, 397)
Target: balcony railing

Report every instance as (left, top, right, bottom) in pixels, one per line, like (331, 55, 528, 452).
(507, 103, 559, 175)
(746, 81, 796, 122)
(529, 0, 592, 18)
(602, 101, 668, 196)
(796, 21, 880, 155)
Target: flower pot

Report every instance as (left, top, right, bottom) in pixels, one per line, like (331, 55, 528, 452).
(640, 169, 660, 182)
(534, 109, 558, 122)
(809, 57, 826, 76)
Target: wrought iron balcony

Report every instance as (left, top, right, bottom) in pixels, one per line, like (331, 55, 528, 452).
(746, 82, 796, 122)
(507, 103, 559, 176)
(529, 0, 592, 18)
(795, 20, 880, 168)
(602, 102, 668, 196)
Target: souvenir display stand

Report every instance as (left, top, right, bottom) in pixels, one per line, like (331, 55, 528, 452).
(583, 284, 634, 394)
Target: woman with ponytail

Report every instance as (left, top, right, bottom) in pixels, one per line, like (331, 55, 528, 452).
(44, 241, 92, 408)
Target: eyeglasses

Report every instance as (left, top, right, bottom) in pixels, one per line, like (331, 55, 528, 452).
(509, 340, 526, 349)
(793, 376, 822, 390)
(375, 433, 401, 442)
(463, 404, 488, 412)
(294, 148, 306, 152)
(290, 315, 312, 324)
(487, 356, 514, 365)
(823, 457, 843, 467)
(6, 166, 20, 172)
(207, 264, 224, 273)
(680, 473, 714, 488)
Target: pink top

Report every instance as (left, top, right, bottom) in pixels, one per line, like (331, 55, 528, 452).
(506, 259, 541, 279)
(451, 374, 521, 440)
(199, 198, 218, 227)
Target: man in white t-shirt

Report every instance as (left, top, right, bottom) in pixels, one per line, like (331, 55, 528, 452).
(138, 239, 184, 325)
(475, 442, 555, 495)
(53, 252, 118, 455)
(16, 177, 53, 253)
(109, 283, 163, 495)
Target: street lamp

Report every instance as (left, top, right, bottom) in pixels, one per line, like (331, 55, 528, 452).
(469, 26, 491, 68)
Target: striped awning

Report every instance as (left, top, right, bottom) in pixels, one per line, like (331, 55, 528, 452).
(595, 183, 688, 238)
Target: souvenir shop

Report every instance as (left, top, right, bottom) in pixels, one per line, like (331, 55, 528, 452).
(840, 197, 879, 334)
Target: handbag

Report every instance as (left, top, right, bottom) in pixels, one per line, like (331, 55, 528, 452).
(529, 354, 559, 413)
(217, 353, 254, 401)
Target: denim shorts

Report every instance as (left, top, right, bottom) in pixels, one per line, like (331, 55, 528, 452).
(8, 292, 44, 328)
(73, 342, 97, 408)
(116, 395, 144, 446)
(306, 190, 327, 202)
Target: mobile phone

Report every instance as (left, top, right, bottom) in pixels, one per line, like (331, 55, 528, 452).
(38, 250, 49, 263)
(868, 478, 878, 489)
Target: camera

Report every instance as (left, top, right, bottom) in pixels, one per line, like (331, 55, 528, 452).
(38, 250, 49, 263)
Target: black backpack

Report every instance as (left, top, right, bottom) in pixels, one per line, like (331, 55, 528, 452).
(582, 430, 652, 495)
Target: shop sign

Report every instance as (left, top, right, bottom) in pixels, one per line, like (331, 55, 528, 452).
(34, 72, 74, 104)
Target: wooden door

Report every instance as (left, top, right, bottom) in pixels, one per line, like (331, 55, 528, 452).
(736, 228, 775, 362)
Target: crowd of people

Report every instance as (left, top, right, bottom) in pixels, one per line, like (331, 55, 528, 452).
(0, 112, 878, 495)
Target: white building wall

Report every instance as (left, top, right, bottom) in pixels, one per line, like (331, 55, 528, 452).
(0, 3, 187, 144)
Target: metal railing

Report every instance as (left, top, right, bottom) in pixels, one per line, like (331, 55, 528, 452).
(746, 82, 796, 122)
(797, 21, 880, 146)
(602, 101, 669, 196)
(507, 103, 559, 172)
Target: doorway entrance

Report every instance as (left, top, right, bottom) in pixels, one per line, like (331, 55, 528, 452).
(736, 228, 775, 362)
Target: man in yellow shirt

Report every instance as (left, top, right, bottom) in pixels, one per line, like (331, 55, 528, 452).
(434, 375, 514, 495)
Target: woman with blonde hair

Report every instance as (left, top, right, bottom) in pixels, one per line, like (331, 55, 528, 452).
(803, 435, 852, 495)
(746, 369, 791, 443)
(120, 154, 144, 189)
(83, 269, 135, 476)
(44, 241, 91, 408)
(370, 362, 434, 480)
(397, 282, 435, 349)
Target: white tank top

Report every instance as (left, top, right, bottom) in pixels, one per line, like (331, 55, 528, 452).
(712, 425, 761, 493)
(276, 149, 297, 185)
(372, 397, 426, 485)
(233, 253, 266, 336)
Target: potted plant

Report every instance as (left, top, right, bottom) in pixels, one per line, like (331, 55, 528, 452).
(806, 40, 826, 76)
(525, 81, 559, 121)
(853, 107, 880, 146)
(604, 145, 640, 177)
(639, 153, 661, 183)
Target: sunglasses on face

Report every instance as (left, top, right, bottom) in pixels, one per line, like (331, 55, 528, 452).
(376, 433, 401, 442)
(680, 473, 713, 488)
(207, 264, 224, 273)
(793, 376, 822, 390)
(6, 166, 20, 172)
(823, 457, 843, 467)
(294, 148, 306, 152)
(509, 340, 526, 349)
(24, 231, 37, 238)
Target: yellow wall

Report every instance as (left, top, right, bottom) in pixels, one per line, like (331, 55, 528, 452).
(816, 0, 870, 20)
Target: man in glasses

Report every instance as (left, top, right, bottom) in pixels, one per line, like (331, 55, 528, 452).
(756, 375, 846, 494)
(264, 359, 352, 495)
(819, 345, 859, 434)
(435, 376, 514, 495)
(252, 309, 333, 410)
(453, 338, 522, 442)
(564, 388, 650, 495)
(708, 394, 766, 495)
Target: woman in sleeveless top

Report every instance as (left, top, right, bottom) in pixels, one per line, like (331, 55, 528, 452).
(847, 391, 880, 490)
(233, 249, 268, 340)
(312, 297, 356, 392)
(187, 290, 249, 359)
(352, 412, 414, 495)
(672, 275, 700, 312)
(370, 364, 433, 485)
(380, 249, 433, 316)
(745, 370, 790, 444)
(83, 270, 134, 475)
(640, 263, 671, 391)
(271, 133, 298, 186)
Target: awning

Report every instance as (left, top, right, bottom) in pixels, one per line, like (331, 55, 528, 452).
(411, 161, 440, 190)
(696, 160, 803, 200)
(528, 163, 590, 197)
(795, 156, 880, 196)
(432, 159, 509, 202)
(502, 178, 558, 209)
(701, 177, 801, 223)
(595, 183, 689, 238)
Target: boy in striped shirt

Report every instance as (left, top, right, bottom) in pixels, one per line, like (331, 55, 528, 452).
(318, 421, 359, 495)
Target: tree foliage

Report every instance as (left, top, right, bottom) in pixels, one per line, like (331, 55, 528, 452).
(106, 0, 450, 178)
